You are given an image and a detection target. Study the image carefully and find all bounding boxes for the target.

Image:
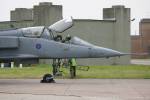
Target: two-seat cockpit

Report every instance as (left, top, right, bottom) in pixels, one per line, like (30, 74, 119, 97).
(21, 17, 73, 39)
(20, 17, 96, 48)
(21, 26, 54, 39)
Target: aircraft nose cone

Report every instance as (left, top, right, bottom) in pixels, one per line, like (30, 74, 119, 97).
(107, 49, 123, 57)
(89, 46, 123, 58)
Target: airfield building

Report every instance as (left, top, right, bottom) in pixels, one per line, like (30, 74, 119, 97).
(0, 2, 131, 65)
(131, 19, 150, 58)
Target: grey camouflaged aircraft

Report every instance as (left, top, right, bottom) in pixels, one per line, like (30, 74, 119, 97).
(0, 17, 127, 82)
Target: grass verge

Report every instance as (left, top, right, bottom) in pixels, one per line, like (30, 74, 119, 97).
(0, 64, 150, 79)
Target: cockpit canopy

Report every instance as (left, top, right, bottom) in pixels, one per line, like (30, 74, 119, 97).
(48, 17, 73, 33)
(21, 26, 44, 37)
(20, 17, 73, 39)
(21, 26, 52, 39)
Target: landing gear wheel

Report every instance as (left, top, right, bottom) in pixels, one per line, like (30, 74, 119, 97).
(40, 74, 55, 83)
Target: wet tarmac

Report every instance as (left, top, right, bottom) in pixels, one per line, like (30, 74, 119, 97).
(0, 79, 150, 100)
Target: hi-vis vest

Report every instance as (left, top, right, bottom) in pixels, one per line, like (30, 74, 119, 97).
(71, 58, 77, 66)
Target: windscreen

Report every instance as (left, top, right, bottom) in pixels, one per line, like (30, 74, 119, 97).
(70, 36, 94, 47)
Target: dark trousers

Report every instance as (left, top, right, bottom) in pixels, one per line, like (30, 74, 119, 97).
(70, 66, 76, 78)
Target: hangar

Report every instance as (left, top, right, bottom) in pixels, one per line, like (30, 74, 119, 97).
(0, 2, 131, 65)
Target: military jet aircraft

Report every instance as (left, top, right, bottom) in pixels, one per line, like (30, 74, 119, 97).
(0, 17, 127, 82)
(0, 17, 125, 60)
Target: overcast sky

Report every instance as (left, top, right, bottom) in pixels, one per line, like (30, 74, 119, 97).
(0, 0, 150, 34)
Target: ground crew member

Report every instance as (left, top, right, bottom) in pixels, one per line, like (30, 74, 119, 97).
(69, 58, 77, 78)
